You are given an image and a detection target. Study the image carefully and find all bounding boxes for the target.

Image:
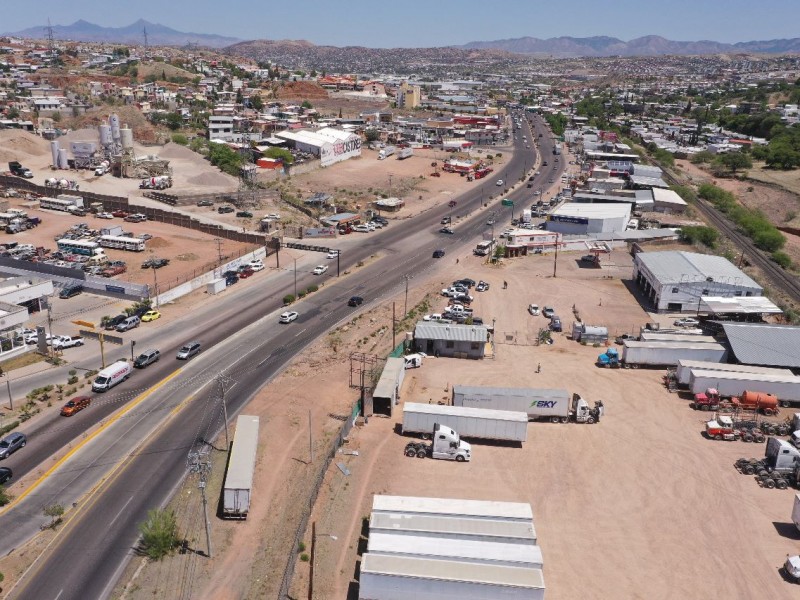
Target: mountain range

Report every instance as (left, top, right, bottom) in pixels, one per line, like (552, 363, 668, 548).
(461, 35, 800, 57)
(4, 19, 240, 49)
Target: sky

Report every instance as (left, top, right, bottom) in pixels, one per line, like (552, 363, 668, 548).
(4, 0, 800, 47)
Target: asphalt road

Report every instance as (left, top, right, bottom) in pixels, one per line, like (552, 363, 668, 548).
(9, 112, 563, 599)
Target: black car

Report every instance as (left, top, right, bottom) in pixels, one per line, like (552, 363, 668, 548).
(104, 314, 127, 330)
(0, 467, 11, 484)
(453, 278, 476, 288)
(59, 284, 83, 299)
(439, 227, 454, 234)
(236, 211, 253, 218)
(348, 296, 364, 307)
(197, 200, 214, 207)
(432, 249, 445, 258)
(372, 216, 388, 225)
(225, 275, 239, 286)
(217, 206, 235, 214)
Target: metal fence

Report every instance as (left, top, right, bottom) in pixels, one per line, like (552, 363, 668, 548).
(277, 401, 359, 600)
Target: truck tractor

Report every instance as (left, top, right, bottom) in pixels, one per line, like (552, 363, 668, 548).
(597, 347, 620, 368)
(693, 388, 779, 415)
(735, 437, 800, 489)
(404, 423, 471, 462)
(8, 161, 33, 178)
(705, 416, 765, 442)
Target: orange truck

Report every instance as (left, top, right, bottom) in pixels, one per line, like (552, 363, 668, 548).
(693, 388, 779, 416)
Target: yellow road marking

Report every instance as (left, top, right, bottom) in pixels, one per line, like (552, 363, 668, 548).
(1, 369, 182, 514)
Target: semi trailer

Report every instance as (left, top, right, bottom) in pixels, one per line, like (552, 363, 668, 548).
(599, 341, 727, 367)
(451, 386, 602, 424)
(674, 360, 792, 387)
(402, 403, 528, 443)
(222, 415, 260, 519)
(688, 369, 800, 407)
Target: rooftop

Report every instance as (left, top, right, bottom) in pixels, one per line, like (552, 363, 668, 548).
(552, 202, 632, 218)
(414, 322, 488, 343)
(635, 251, 761, 289)
(722, 323, 800, 368)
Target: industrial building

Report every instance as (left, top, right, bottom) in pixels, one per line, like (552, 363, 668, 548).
(546, 202, 631, 235)
(275, 127, 362, 167)
(360, 495, 545, 600)
(413, 322, 488, 359)
(721, 323, 800, 370)
(633, 251, 763, 313)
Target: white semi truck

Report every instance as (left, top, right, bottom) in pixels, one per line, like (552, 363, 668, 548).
(402, 402, 527, 443)
(404, 423, 471, 461)
(378, 146, 396, 160)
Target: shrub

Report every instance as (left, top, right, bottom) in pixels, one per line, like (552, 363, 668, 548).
(680, 225, 719, 248)
(138, 509, 180, 561)
(306, 284, 318, 293)
(771, 251, 792, 269)
(171, 133, 188, 146)
(300, 553, 310, 562)
(0, 486, 12, 507)
(283, 294, 295, 304)
(298, 290, 307, 298)
(297, 541, 306, 553)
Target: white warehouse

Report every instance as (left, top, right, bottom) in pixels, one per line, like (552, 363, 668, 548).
(545, 202, 630, 235)
(633, 250, 763, 313)
(276, 127, 362, 167)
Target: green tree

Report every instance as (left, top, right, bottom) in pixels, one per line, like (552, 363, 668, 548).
(171, 133, 188, 146)
(164, 112, 183, 131)
(51, 111, 61, 123)
(301, 100, 313, 109)
(43, 503, 64, 528)
(250, 94, 263, 111)
(208, 142, 244, 176)
(717, 152, 753, 175)
(690, 150, 714, 164)
(265, 147, 294, 164)
(364, 128, 380, 143)
(138, 508, 181, 561)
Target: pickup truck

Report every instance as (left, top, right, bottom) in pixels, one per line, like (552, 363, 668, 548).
(444, 304, 473, 317)
(8, 161, 33, 178)
(101, 264, 127, 277)
(52, 335, 83, 350)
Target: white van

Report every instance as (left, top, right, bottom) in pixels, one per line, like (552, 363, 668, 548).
(404, 354, 424, 369)
(92, 360, 132, 392)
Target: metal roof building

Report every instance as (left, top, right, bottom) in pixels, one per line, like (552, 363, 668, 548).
(368, 512, 537, 545)
(546, 202, 631, 235)
(633, 251, 762, 313)
(722, 323, 800, 368)
(413, 322, 488, 359)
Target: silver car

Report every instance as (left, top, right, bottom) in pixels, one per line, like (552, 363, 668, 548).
(0, 432, 26, 459)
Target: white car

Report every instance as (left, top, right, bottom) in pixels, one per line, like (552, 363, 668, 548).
(353, 224, 370, 233)
(279, 311, 299, 324)
(528, 304, 540, 316)
(96, 212, 114, 219)
(496, 179, 504, 186)
(673, 317, 700, 328)
(366, 222, 376, 231)
(422, 313, 444, 321)
(326, 250, 339, 259)
(264, 213, 281, 221)
(248, 259, 265, 271)
(312, 265, 328, 275)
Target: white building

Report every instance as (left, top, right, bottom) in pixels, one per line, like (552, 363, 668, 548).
(546, 202, 631, 235)
(633, 250, 763, 313)
(276, 127, 362, 167)
(207, 115, 236, 141)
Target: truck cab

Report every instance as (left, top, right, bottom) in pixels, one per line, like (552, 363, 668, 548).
(432, 424, 471, 461)
(693, 388, 720, 411)
(706, 416, 736, 440)
(597, 347, 620, 368)
(571, 394, 602, 424)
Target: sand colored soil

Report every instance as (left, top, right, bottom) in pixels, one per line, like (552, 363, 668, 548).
(0, 130, 51, 164)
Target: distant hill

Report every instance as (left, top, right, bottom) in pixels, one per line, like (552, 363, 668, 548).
(5, 19, 239, 48)
(462, 35, 800, 57)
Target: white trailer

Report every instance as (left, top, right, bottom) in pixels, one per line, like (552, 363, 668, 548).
(622, 341, 727, 366)
(397, 147, 413, 160)
(372, 495, 533, 522)
(688, 369, 800, 406)
(639, 333, 718, 344)
(452, 385, 570, 422)
(793, 493, 800, 534)
(675, 360, 793, 386)
(222, 414, 260, 519)
(402, 403, 528, 442)
(378, 146, 396, 160)
(369, 513, 537, 545)
(358, 554, 545, 600)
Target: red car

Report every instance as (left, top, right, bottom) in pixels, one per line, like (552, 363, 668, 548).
(112, 210, 129, 218)
(238, 268, 254, 279)
(61, 396, 92, 416)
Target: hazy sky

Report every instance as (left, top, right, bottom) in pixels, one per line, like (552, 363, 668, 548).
(5, 0, 800, 47)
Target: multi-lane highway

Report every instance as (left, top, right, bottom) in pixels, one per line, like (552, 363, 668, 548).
(8, 112, 564, 599)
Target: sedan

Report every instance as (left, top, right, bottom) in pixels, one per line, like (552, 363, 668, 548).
(60, 396, 91, 417)
(348, 296, 364, 307)
(0, 467, 11, 484)
(528, 304, 540, 316)
(312, 265, 329, 275)
(439, 227, 454, 234)
(141, 310, 161, 322)
(248, 259, 265, 271)
(432, 249, 446, 258)
(496, 180, 504, 186)
(0, 432, 26, 459)
(326, 250, 339, 259)
(238, 268, 254, 279)
(352, 224, 370, 233)
(476, 281, 490, 292)
(674, 317, 700, 328)
(279, 311, 299, 324)
(95, 212, 114, 219)
(197, 200, 214, 207)
(542, 306, 555, 318)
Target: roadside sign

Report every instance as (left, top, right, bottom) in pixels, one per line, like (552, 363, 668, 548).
(501, 199, 514, 206)
(72, 320, 95, 328)
(80, 330, 124, 346)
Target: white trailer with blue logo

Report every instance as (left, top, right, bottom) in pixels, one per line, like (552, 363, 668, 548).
(452, 386, 602, 424)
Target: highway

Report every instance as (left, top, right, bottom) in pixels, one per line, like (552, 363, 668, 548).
(8, 112, 564, 599)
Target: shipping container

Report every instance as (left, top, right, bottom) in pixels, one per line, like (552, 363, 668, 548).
(402, 403, 527, 442)
(222, 415, 260, 519)
(622, 341, 727, 366)
(688, 369, 800, 405)
(368, 513, 537, 545)
(639, 332, 718, 344)
(675, 360, 792, 386)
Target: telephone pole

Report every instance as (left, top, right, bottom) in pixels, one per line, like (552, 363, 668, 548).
(187, 444, 213, 558)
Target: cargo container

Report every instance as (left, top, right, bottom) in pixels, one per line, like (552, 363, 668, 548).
(222, 415, 260, 519)
(793, 493, 800, 534)
(397, 147, 413, 160)
(621, 341, 727, 366)
(688, 369, 800, 406)
(675, 360, 792, 386)
(639, 333, 718, 344)
(368, 513, 537, 545)
(402, 403, 527, 442)
(451, 386, 601, 424)
(371, 495, 533, 522)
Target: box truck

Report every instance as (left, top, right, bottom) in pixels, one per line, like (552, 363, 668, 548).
(397, 147, 413, 160)
(452, 386, 602, 424)
(402, 403, 527, 442)
(378, 146, 396, 160)
(222, 415, 260, 519)
(92, 360, 132, 392)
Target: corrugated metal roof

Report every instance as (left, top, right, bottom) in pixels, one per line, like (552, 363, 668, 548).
(224, 415, 259, 490)
(630, 174, 669, 188)
(360, 553, 545, 588)
(372, 495, 532, 521)
(369, 513, 536, 542)
(414, 322, 487, 342)
(639, 333, 718, 344)
(367, 532, 543, 567)
(552, 202, 631, 218)
(636, 251, 761, 289)
(403, 403, 529, 423)
(373, 357, 405, 400)
(677, 359, 792, 377)
(652, 187, 687, 206)
(701, 296, 782, 314)
(722, 323, 800, 368)
(623, 340, 727, 351)
(453, 385, 568, 403)
(632, 164, 663, 178)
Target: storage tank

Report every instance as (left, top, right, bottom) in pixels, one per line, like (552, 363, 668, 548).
(120, 127, 134, 149)
(99, 124, 112, 146)
(57, 148, 69, 169)
(50, 140, 60, 168)
(109, 113, 121, 142)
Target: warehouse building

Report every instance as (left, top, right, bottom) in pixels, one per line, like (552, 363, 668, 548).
(632, 251, 762, 313)
(546, 202, 631, 235)
(360, 495, 545, 600)
(275, 127, 362, 167)
(721, 323, 800, 370)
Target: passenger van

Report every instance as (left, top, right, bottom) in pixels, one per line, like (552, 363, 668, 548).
(116, 315, 140, 332)
(59, 284, 84, 299)
(92, 360, 132, 392)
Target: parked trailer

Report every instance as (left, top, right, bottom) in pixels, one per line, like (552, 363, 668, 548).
(621, 341, 727, 366)
(222, 414, 260, 519)
(368, 513, 537, 545)
(402, 403, 527, 442)
(397, 147, 413, 160)
(639, 333, 718, 344)
(675, 360, 793, 387)
(688, 369, 800, 406)
(452, 385, 601, 424)
(793, 493, 800, 533)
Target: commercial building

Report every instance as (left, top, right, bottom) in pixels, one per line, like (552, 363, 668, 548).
(651, 188, 688, 213)
(721, 323, 800, 369)
(276, 127, 362, 167)
(413, 322, 488, 359)
(546, 202, 631, 235)
(207, 115, 236, 141)
(504, 230, 561, 256)
(633, 251, 763, 313)
(396, 81, 421, 109)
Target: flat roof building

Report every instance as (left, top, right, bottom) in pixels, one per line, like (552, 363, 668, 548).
(546, 202, 631, 235)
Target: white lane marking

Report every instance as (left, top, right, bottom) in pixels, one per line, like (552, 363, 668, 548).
(108, 496, 135, 529)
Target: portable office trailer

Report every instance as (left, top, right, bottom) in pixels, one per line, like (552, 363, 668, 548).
(368, 513, 537, 545)
(366, 532, 544, 569)
(372, 495, 533, 522)
(451, 385, 571, 422)
(358, 554, 545, 600)
(222, 415, 260, 519)
(675, 360, 793, 386)
(402, 403, 528, 442)
(688, 369, 800, 404)
(622, 341, 727, 366)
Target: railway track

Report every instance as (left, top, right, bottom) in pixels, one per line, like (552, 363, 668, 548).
(661, 168, 800, 303)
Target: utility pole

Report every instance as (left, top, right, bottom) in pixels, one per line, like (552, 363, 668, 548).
(403, 275, 410, 316)
(214, 238, 224, 273)
(336, 251, 340, 277)
(217, 375, 232, 448)
(392, 302, 396, 350)
(553, 233, 559, 278)
(130, 340, 136, 361)
(187, 444, 213, 558)
(294, 257, 298, 299)
(308, 409, 313, 464)
(151, 265, 159, 309)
